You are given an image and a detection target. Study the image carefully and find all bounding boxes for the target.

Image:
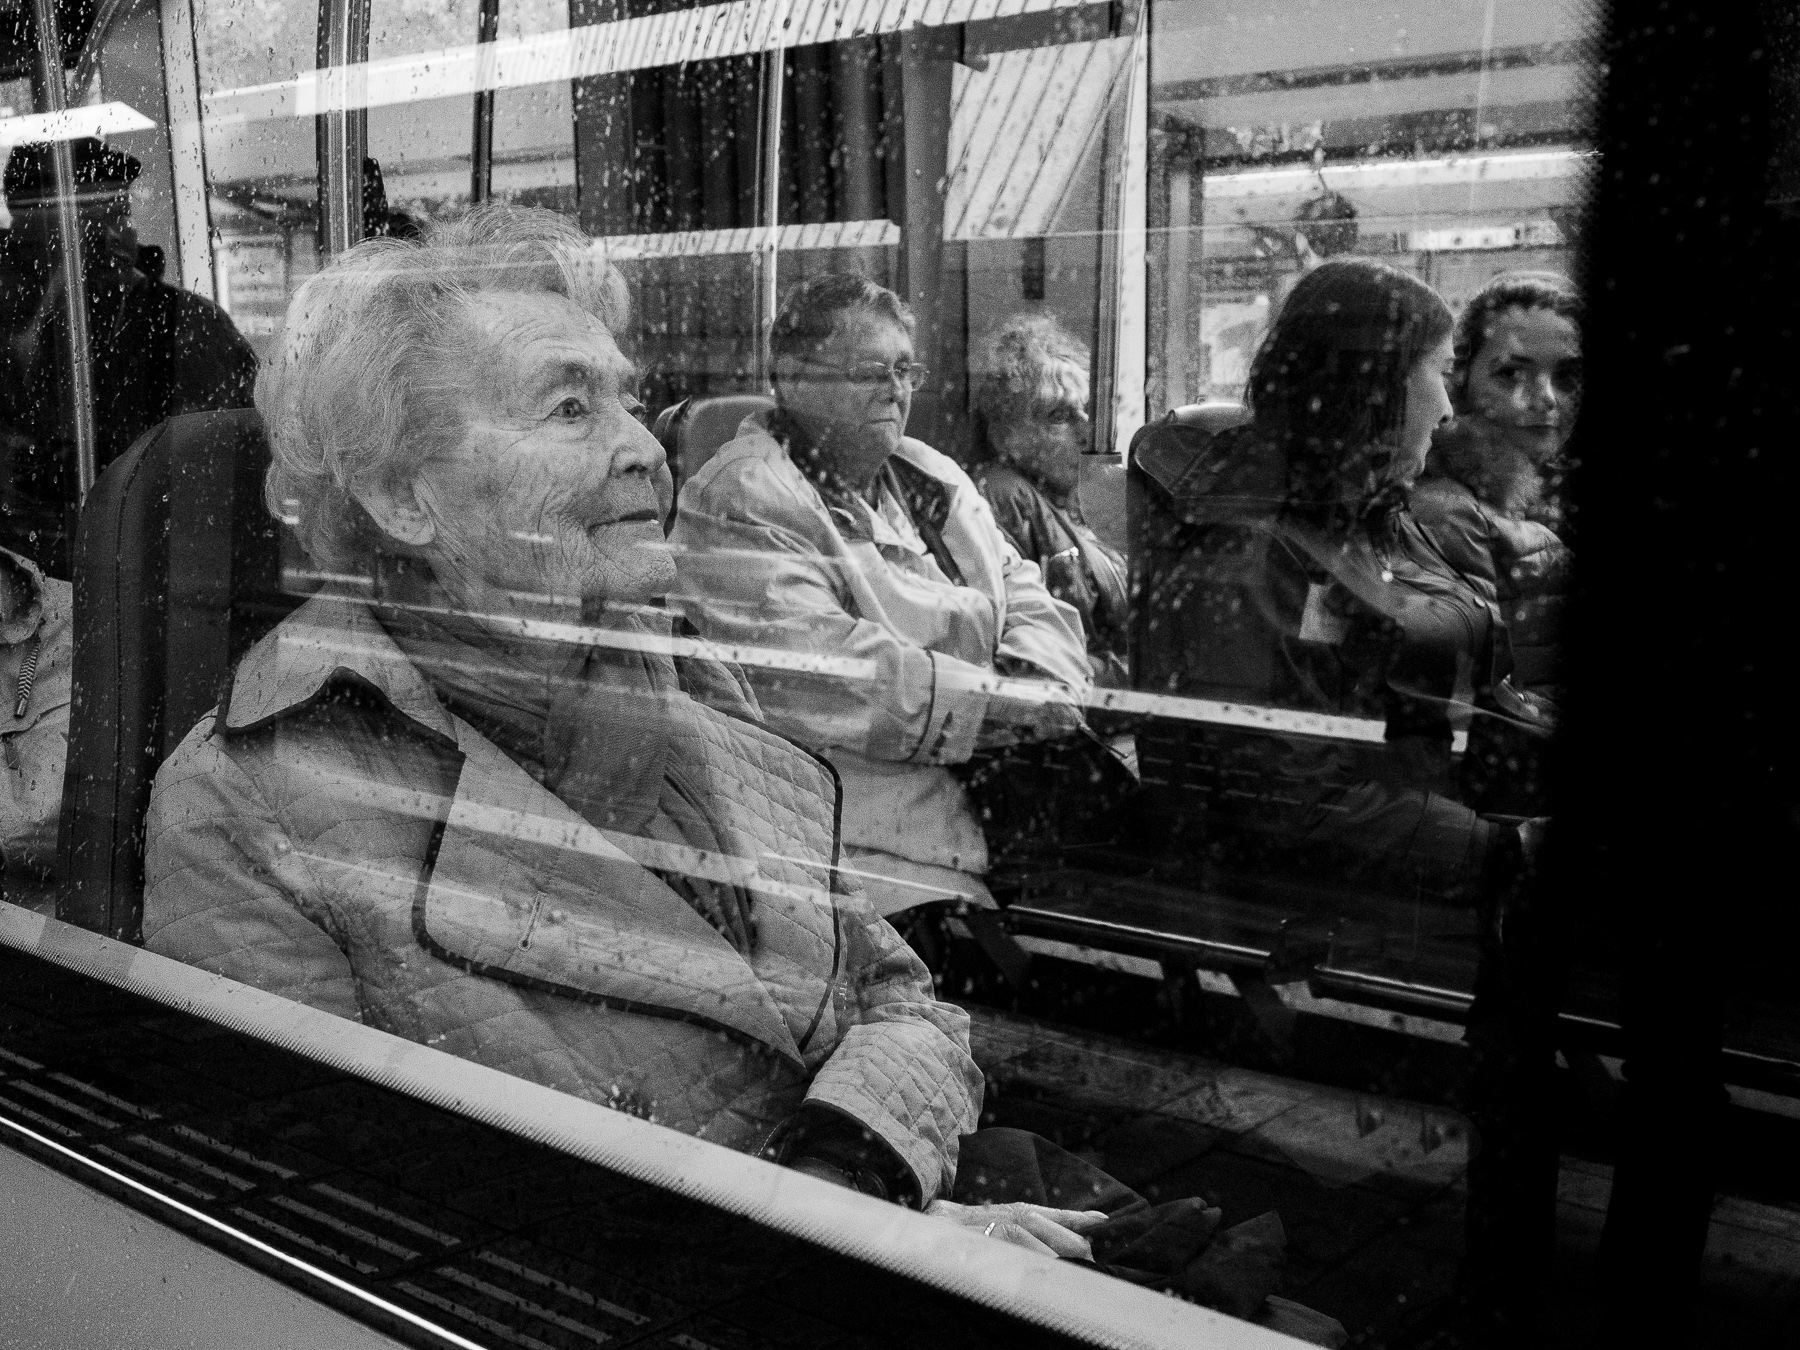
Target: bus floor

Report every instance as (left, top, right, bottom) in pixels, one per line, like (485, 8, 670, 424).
(962, 1003, 1800, 1349)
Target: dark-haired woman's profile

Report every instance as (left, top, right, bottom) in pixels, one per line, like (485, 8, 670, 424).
(1134, 256, 1540, 895)
(1132, 255, 1558, 1339)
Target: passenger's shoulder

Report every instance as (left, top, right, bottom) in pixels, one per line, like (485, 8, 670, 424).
(892, 436, 977, 494)
(151, 706, 266, 813)
(688, 431, 799, 496)
(679, 432, 828, 529)
(167, 283, 239, 330)
(1406, 480, 1500, 581)
(1409, 473, 1481, 515)
(973, 461, 1040, 509)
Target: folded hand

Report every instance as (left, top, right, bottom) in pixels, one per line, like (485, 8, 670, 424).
(926, 1198, 1109, 1260)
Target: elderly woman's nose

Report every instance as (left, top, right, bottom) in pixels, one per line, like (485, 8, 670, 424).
(610, 424, 668, 476)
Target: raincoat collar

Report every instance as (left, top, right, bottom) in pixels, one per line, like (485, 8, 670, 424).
(220, 592, 457, 741)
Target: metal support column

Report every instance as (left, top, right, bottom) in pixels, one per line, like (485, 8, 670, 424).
(30, 0, 98, 500)
(752, 46, 784, 388)
(898, 30, 954, 449)
(470, 0, 501, 204)
(316, 0, 373, 257)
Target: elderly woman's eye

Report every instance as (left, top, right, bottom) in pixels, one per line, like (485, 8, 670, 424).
(621, 393, 646, 419)
(553, 396, 587, 419)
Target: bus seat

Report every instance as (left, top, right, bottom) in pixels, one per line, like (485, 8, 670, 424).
(665, 393, 776, 486)
(56, 409, 299, 942)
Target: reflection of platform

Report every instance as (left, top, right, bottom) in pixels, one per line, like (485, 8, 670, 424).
(967, 1003, 1800, 1348)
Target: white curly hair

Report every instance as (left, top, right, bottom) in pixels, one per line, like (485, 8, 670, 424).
(257, 202, 631, 570)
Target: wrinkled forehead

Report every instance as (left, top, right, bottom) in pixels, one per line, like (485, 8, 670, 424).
(457, 288, 632, 387)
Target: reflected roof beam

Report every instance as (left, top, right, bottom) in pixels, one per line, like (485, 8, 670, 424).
(203, 0, 1115, 125)
(0, 100, 156, 146)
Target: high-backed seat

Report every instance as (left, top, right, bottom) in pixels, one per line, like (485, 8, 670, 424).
(57, 409, 301, 942)
(653, 393, 776, 494)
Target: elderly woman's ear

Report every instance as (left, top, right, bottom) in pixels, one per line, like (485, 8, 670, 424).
(351, 473, 438, 550)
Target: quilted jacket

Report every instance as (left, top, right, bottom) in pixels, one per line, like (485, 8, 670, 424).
(143, 595, 982, 1201)
(669, 420, 1090, 896)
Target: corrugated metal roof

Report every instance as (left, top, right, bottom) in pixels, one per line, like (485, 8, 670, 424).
(945, 38, 1131, 239)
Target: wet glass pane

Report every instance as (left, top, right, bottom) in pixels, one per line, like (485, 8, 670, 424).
(197, 0, 322, 355)
(10, 4, 1797, 1348)
(1, 0, 259, 573)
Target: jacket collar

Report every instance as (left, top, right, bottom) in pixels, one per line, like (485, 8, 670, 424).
(220, 592, 456, 741)
(1422, 418, 1547, 516)
(747, 409, 962, 540)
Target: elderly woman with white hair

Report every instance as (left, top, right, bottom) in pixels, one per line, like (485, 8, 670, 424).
(968, 314, 1128, 687)
(139, 205, 1006, 1225)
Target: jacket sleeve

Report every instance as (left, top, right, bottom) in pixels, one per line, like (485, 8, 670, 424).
(965, 483, 1092, 693)
(995, 550, 1092, 687)
(1488, 516, 1571, 600)
(801, 893, 983, 1204)
(1409, 484, 1501, 594)
(143, 723, 362, 1021)
(671, 453, 997, 766)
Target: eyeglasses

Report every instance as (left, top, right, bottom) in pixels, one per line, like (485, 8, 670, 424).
(797, 357, 931, 391)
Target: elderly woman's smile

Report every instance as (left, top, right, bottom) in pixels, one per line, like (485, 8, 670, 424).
(396, 290, 675, 608)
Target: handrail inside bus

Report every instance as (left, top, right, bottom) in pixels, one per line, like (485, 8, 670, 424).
(0, 903, 1305, 1350)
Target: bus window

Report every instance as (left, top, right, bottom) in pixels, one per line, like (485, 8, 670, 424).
(570, 4, 774, 413)
(487, 0, 576, 212)
(194, 0, 321, 357)
(1150, 0, 1591, 411)
(0, 0, 258, 573)
(18, 4, 1798, 1349)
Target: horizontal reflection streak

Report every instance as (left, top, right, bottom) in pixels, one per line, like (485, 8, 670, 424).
(282, 600, 880, 680)
(283, 764, 838, 910)
(201, 0, 1087, 125)
(273, 607, 1409, 745)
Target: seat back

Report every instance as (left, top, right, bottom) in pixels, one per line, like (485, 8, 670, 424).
(57, 410, 299, 941)
(668, 394, 776, 486)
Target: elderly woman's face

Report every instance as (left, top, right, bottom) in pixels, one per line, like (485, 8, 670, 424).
(407, 290, 673, 605)
(993, 393, 1090, 497)
(776, 309, 913, 488)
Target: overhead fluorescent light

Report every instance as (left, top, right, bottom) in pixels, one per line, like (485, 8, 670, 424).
(1204, 149, 1594, 200)
(0, 102, 157, 148)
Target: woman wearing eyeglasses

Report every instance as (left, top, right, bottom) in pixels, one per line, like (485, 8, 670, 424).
(670, 274, 1091, 919)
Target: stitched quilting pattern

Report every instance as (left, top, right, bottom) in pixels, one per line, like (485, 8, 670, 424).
(143, 608, 980, 1198)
